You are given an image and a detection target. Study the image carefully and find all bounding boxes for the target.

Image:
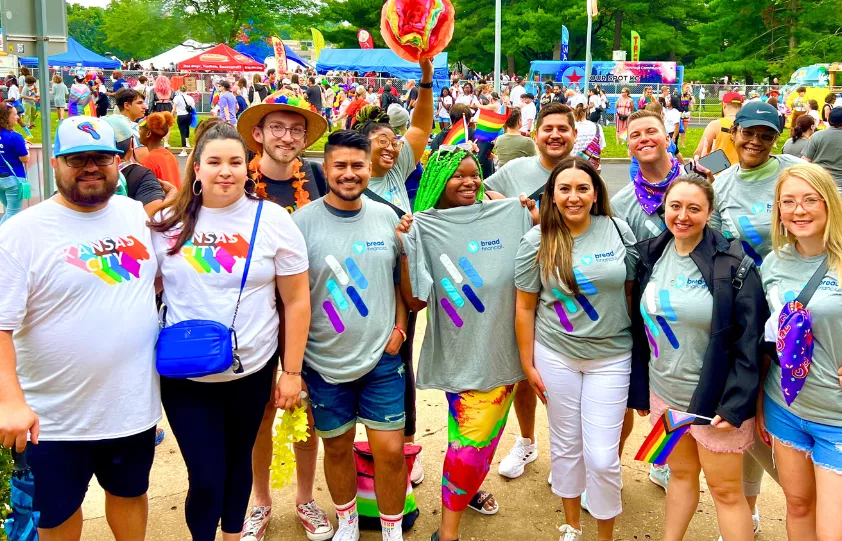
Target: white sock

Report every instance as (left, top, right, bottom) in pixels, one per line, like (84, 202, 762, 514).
(380, 512, 403, 541)
(335, 498, 359, 531)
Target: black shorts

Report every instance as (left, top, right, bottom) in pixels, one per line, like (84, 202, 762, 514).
(26, 427, 156, 529)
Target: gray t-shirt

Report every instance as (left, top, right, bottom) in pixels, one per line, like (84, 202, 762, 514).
(761, 245, 842, 427)
(802, 128, 842, 188)
(484, 155, 552, 198)
(515, 215, 639, 360)
(367, 143, 416, 213)
(494, 133, 537, 167)
(610, 182, 667, 242)
(643, 239, 713, 410)
(781, 137, 809, 158)
(404, 199, 532, 393)
(291, 198, 400, 383)
(710, 154, 803, 265)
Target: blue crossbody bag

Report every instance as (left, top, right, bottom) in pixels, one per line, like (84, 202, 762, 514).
(156, 200, 263, 378)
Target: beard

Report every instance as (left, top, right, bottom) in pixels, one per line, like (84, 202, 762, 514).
(262, 142, 298, 167)
(56, 170, 118, 207)
(328, 177, 366, 202)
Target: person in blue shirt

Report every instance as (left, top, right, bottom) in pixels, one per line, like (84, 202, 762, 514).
(0, 104, 30, 225)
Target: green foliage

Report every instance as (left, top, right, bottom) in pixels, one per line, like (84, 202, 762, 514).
(101, 0, 188, 60)
(164, 0, 297, 45)
(67, 4, 107, 55)
(298, 0, 385, 49)
(1, 446, 10, 540)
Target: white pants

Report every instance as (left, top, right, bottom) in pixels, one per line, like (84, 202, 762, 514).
(534, 341, 631, 520)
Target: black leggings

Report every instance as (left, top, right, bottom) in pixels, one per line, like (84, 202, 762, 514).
(400, 311, 418, 437)
(161, 356, 276, 540)
(177, 114, 192, 147)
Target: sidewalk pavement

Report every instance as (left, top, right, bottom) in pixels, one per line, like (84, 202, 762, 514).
(78, 314, 788, 540)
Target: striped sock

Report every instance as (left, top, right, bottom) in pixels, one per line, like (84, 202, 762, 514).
(380, 512, 403, 541)
(335, 498, 358, 532)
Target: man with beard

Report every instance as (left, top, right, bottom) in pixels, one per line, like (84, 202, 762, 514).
(0, 116, 160, 540)
(236, 92, 335, 541)
(483, 102, 578, 480)
(292, 130, 409, 541)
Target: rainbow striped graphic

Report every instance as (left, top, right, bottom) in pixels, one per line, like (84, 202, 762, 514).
(63, 236, 151, 285)
(442, 119, 468, 145)
(322, 254, 370, 333)
(180, 233, 250, 274)
(551, 269, 599, 330)
(634, 409, 697, 465)
(474, 106, 510, 142)
(640, 287, 681, 357)
(438, 253, 485, 327)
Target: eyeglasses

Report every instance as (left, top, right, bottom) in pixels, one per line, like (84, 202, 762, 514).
(778, 196, 825, 212)
(62, 154, 116, 168)
(373, 135, 403, 151)
(263, 124, 307, 141)
(737, 127, 778, 144)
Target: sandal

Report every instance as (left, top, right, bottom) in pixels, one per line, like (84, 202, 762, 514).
(431, 531, 459, 541)
(467, 491, 498, 515)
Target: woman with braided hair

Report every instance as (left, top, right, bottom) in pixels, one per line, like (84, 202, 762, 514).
(395, 147, 538, 541)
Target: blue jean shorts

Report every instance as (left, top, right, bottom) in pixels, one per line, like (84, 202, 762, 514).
(764, 394, 842, 473)
(303, 352, 406, 438)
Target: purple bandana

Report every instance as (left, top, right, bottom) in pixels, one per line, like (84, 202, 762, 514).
(633, 157, 682, 215)
(775, 300, 815, 406)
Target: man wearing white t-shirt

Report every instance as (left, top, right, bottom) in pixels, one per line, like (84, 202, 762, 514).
(510, 77, 526, 108)
(0, 116, 161, 539)
(519, 94, 537, 135)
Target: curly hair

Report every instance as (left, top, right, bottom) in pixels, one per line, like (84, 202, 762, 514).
(353, 105, 394, 137)
(139, 111, 175, 144)
(0, 105, 15, 131)
(413, 148, 485, 213)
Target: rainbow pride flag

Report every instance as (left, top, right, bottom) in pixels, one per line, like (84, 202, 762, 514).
(634, 408, 698, 465)
(442, 118, 468, 145)
(474, 106, 510, 142)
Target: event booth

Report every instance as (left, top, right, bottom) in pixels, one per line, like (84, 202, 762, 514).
(19, 38, 120, 68)
(315, 49, 449, 90)
(178, 43, 264, 72)
(234, 41, 313, 69)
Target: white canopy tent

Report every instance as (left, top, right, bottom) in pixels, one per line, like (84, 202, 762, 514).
(140, 40, 214, 69)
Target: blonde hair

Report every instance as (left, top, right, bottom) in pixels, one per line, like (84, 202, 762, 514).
(772, 164, 842, 278)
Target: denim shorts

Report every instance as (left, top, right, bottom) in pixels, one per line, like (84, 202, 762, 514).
(303, 352, 406, 438)
(26, 427, 156, 528)
(764, 394, 842, 474)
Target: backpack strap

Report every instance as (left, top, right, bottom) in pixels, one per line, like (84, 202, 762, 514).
(304, 159, 328, 197)
(363, 188, 406, 217)
(795, 258, 828, 307)
(732, 255, 754, 290)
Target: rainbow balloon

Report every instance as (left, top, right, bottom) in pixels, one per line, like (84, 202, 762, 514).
(380, 0, 455, 62)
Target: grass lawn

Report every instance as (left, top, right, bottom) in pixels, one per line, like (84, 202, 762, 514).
(20, 115, 789, 160)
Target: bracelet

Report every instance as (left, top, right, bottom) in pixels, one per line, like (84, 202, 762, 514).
(282, 370, 302, 376)
(394, 325, 407, 342)
(419, 82, 433, 89)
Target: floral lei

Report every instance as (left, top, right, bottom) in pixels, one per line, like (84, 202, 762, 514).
(249, 154, 311, 208)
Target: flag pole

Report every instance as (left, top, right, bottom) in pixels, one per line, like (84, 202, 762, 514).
(494, 0, 502, 94)
(584, 0, 593, 93)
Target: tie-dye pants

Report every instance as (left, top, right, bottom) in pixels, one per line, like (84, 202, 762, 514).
(442, 384, 516, 511)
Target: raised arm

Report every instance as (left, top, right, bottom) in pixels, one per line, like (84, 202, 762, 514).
(403, 58, 435, 164)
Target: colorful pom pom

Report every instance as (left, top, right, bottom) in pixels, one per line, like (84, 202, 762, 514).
(380, 0, 455, 62)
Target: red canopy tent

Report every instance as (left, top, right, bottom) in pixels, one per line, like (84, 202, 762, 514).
(177, 43, 264, 72)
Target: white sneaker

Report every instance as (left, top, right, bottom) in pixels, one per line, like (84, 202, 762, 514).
(716, 505, 761, 541)
(498, 437, 538, 479)
(178, 150, 188, 157)
(580, 491, 590, 513)
(548, 471, 552, 485)
(649, 464, 670, 491)
(332, 523, 360, 541)
(558, 524, 582, 541)
(241, 506, 271, 541)
(411, 452, 425, 485)
(186, 141, 191, 149)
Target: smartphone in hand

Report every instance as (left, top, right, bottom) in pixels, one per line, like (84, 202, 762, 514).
(684, 149, 731, 176)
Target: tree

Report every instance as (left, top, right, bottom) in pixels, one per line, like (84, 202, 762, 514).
(165, 0, 294, 45)
(101, 0, 188, 60)
(299, 0, 385, 49)
(67, 4, 107, 56)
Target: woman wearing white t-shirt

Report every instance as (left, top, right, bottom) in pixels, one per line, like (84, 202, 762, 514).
(149, 122, 311, 541)
(663, 95, 682, 144)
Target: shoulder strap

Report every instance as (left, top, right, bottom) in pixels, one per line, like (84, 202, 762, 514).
(609, 216, 630, 248)
(527, 184, 546, 202)
(796, 258, 828, 307)
(305, 159, 328, 197)
(231, 199, 264, 329)
(732, 255, 754, 290)
(363, 188, 406, 217)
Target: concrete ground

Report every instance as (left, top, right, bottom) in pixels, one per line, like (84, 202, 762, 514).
(79, 156, 789, 541)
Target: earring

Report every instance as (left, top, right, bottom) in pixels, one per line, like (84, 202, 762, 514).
(192, 180, 202, 196)
(780, 221, 788, 238)
(245, 178, 257, 195)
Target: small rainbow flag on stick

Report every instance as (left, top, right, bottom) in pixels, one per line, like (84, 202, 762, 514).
(635, 409, 707, 465)
(442, 117, 468, 145)
(474, 106, 510, 142)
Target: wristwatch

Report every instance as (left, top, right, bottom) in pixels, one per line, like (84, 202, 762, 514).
(419, 82, 433, 89)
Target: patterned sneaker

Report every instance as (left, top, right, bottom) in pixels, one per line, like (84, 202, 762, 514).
(498, 437, 538, 479)
(154, 427, 165, 446)
(411, 452, 425, 485)
(241, 506, 271, 541)
(649, 464, 670, 491)
(296, 500, 334, 541)
(558, 524, 582, 541)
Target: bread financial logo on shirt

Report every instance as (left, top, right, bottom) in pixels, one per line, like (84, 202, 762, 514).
(550, 269, 599, 332)
(580, 249, 620, 266)
(467, 238, 502, 253)
(353, 239, 388, 253)
(176, 231, 251, 274)
(438, 253, 486, 328)
(63, 235, 151, 285)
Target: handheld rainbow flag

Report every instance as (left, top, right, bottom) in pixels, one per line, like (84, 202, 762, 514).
(474, 105, 510, 142)
(442, 117, 468, 145)
(635, 409, 706, 465)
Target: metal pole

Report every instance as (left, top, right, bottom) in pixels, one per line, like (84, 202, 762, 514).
(35, 0, 54, 196)
(494, 0, 501, 93)
(584, 0, 593, 93)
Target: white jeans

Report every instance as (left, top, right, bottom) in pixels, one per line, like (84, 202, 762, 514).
(534, 341, 631, 520)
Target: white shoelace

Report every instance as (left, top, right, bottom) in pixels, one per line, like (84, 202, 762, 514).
(298, 501, 331, 528)
(242, 507, 270, 536)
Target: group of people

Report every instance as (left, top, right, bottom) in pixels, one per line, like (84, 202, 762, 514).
(1, 51, 842, 541)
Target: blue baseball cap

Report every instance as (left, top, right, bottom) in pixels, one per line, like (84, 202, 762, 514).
(734, 101, 781, 133)
(53, 116, 120, 157)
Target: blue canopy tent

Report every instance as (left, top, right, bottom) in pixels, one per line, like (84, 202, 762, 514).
(19, 38, 121, 68)
(316, 49, 449, 90)
(233, 41, 313, 68)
